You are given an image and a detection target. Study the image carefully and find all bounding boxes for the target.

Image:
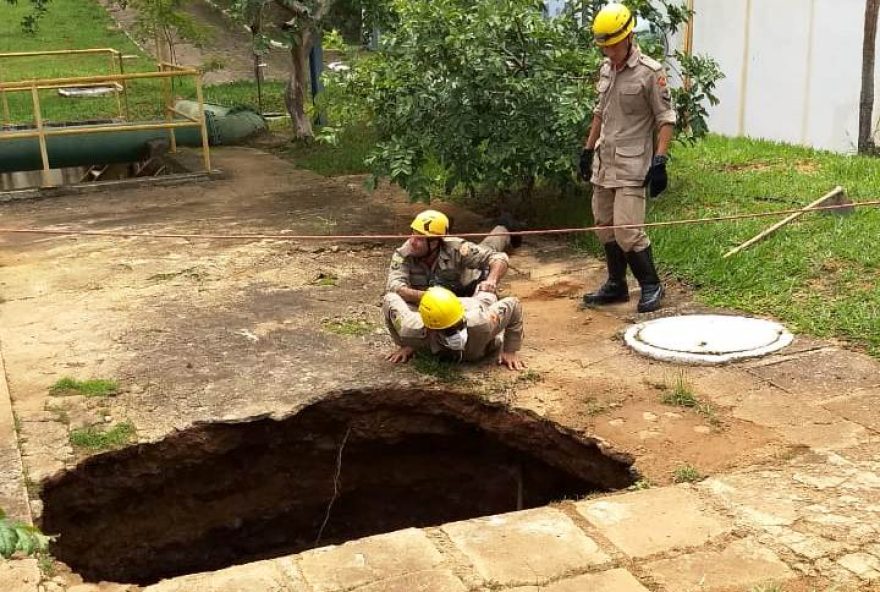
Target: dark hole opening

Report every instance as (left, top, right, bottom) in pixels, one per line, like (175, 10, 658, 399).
(40, 389, 636, 585)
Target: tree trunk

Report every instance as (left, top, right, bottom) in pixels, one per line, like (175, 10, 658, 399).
(859, 0, 879, 154)
(286, 30, 314, 140)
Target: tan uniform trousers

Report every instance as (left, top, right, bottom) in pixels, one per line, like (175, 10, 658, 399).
(591, 185, 650, 253)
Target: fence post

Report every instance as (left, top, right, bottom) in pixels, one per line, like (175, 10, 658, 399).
(194, 75, 212, 172)
(31, 85, 52, 188)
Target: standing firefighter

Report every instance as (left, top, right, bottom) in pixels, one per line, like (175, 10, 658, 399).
(580, 3, 676, 313)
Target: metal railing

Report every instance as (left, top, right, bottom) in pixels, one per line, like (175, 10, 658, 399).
(0, 49, 211, 188)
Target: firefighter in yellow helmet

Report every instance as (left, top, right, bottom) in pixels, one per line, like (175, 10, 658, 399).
(386, 209, 520, 304)
(580, 3, 676, 313)
(382, 286, 526, 370)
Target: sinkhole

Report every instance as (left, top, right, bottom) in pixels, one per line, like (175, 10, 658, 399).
(40, 388, 636, 585)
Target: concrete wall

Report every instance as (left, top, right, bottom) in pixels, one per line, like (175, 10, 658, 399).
(690, 0, 880, 153)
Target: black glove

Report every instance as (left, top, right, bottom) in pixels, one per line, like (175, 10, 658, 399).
(644, 154, 668, 198)
(579, 148, 594, 182)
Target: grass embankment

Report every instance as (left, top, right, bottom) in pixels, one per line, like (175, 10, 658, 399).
(0, 0, 284, 124)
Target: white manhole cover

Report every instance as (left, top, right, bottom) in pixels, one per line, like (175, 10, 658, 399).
(624, 314, 793, 365)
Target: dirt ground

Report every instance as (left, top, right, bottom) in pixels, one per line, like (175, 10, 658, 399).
(2, 146, 880, 590)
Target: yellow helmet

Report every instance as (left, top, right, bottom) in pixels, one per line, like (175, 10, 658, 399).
(419, 287, 465, 330)
(592, 3, 635, 47)
(410, 209, 450, 236)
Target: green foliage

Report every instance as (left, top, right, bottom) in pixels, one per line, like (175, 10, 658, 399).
(670, 51, 724, 142)
(70, 421, 136, 451)
(321, 0, 723, 202)
(3, 0, 51, 33)
(0, 509, 52, 559)
(112, 0, 208, 61)
(49, 377, 119, 398)
(672, 464, 702, 483)
(322, 28, 346, 50)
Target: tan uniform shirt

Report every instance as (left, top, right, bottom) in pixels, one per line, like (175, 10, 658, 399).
(386, 237, 509, 295)
(591, 45, 677, 188)
(383, 291, 524, 361)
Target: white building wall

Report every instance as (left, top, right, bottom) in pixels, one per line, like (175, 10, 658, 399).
(690, 0, 880, 153)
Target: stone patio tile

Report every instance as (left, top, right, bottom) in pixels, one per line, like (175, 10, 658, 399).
(837, 553, 880, 581)
(505, 568, 650, 591)
(143, 558, 307, 592)
(441, 507, 610, 586)
(645, 538, 794, 591)
(298, 528, 444, 592)
(576, 486, 732, 558)
(699, 474, 802, 528)
(824, 388, 880, 432)
(351, 569, 467, 592)
(0, 558, 40, 592)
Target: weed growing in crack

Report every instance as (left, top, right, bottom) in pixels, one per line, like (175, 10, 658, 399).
(321, 318, 375, 337)
(660, 371, 698, 407)
(69, 421, 136, 451)
(49, 378, 118, 398)
(627, 478, 653, 491)
(660, 372, 723, 429)
(38, 553, 57, 577)
(672, 464, 703, 484)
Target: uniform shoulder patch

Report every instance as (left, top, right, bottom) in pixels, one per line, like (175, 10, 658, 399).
(638, 54, 663, 72)
(599, 60, 612, 76)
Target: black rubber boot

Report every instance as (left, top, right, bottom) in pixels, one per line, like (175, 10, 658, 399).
(625, 245, 664, 313)
(582, 242, 629, 306)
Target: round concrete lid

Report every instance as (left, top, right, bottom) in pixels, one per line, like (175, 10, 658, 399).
(624, 314, 793, 365)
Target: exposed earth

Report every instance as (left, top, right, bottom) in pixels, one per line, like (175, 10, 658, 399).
(1, 146, 879, 591)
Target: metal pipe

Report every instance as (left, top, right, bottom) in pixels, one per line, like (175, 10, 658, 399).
(0, 69, 200, 91)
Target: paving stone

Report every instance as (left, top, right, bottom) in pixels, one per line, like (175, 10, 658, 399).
(837, 553, 880, 581)
(576, 486, 732, 558)
(0, 559, 41, 592)
(700, 475, 801, 527)
(351, 569, 466, 592)
(645, 538, 794, 590)
(298, 528, 444, 592)
(144, 558, 307, 592)
(824, 388, 880, 432)
(442, 507, 609, 586)
(505, 569, 650, 591)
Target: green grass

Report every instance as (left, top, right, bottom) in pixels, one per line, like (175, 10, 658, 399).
(1, 0, 285, 124)
(69, 421, 136, 451)
(672, 464, 703, 484)
(322, 317, 375, 336)
(660, 372, 698, 408)
(653, 135, 880, 357)
(49, 377, 118, 397)
(411, 351, 462, 383)
(282, 124, 375, 175)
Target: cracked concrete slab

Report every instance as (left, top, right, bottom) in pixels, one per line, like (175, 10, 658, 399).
(644, 537, 794, 591)
(575, 486, 733, 559)
(297, 529, 445, 592)
(505, 568, 650, 591)
(441, 507, 610, 586)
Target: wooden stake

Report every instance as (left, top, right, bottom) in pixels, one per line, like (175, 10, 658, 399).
(723, 186, 845, 259)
